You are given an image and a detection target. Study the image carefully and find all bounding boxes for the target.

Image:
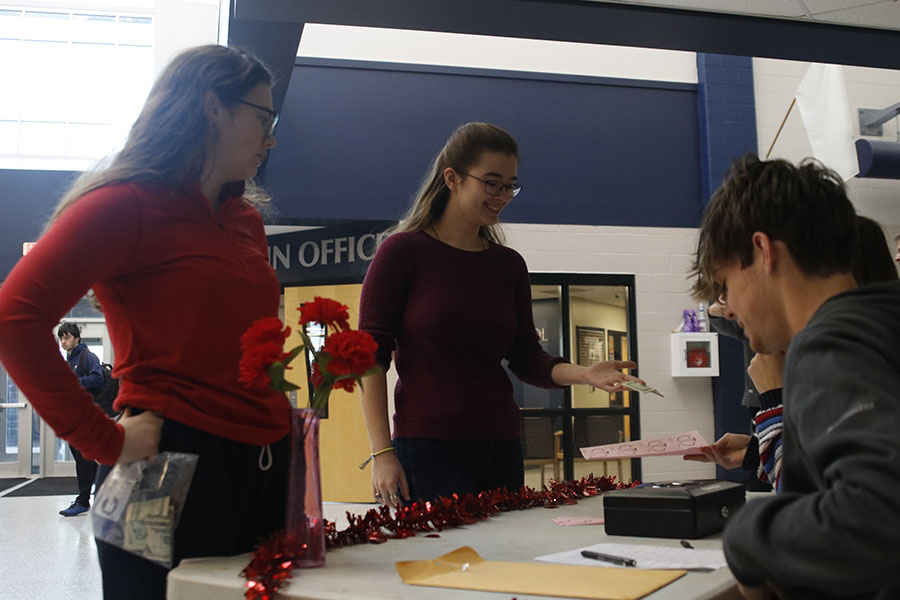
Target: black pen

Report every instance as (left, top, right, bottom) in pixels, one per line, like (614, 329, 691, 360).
(580, 550, 637, 567)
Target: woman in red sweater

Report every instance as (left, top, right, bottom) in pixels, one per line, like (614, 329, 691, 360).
(358, 122, 642, 508)
(0, 45, 290, 598)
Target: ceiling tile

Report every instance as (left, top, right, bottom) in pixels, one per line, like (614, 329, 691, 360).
(588, 0, 900, 31)
(807, 2, 900, 31)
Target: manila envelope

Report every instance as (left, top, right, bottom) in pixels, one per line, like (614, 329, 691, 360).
(396, 546, 685, 600)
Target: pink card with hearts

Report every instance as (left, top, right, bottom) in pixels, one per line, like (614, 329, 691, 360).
(580, 430, 708, 460)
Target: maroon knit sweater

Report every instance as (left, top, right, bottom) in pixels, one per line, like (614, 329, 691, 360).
(359, 230, 567, 440)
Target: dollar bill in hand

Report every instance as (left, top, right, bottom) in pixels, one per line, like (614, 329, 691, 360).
(621, 380, 664, 397)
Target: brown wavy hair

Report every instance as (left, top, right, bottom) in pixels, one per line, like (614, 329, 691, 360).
(388, 122, 519, 245)
(691, 154, 857, 300)
(45, 44, 274, 231)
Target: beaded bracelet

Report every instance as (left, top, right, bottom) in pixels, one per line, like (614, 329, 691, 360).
(358, 446, 394, 470)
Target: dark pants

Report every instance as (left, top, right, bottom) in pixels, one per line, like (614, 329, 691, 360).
(95, 419, 290, 600)
(70, 444, 97, 507)
(395, 437, 524, 504)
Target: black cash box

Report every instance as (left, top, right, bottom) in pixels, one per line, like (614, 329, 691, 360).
(603, 480, 746, 539)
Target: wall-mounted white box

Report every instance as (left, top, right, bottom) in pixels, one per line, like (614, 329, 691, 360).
(671, 332, 719, 377)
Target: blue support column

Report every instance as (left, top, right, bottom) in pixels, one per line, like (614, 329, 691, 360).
(697, 54, 758, 208)
(697, 54, 760, 484)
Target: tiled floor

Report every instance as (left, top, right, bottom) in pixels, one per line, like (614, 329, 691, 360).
(0, 482, 375, 600)
(0, 492, 102, 600)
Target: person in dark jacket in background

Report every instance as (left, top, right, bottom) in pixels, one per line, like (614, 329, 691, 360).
(57, 321, 103, 517)
(690, 154, 900, 600)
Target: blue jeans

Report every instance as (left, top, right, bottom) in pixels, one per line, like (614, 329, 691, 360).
(395, 437, 524, 504)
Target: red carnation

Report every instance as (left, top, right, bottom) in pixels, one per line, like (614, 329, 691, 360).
(239, 317, 291, 390)
(323, 330, 378, 378)
(331, 377, 357, 393)
(299, 297, 350, 332)
(239, 299, 381, 411)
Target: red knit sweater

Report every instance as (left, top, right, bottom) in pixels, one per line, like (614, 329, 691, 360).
(359, 231, 566, 440)
(0, 182, 291, 464)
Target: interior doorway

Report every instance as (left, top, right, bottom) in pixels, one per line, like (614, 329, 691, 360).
(517, 273, 641, 488)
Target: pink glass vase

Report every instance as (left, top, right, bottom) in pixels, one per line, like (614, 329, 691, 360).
(285, 407, 326, 567)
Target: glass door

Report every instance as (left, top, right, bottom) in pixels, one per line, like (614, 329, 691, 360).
(516, 273, 641, 488)
(0, 367, 35, 477)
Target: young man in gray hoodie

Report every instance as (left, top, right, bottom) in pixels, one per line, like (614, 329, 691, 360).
(691, 154, 900, 600)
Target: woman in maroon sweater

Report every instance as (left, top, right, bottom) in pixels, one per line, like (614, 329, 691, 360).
(0, 46, 289, 599)
(359, 122, 642, 508)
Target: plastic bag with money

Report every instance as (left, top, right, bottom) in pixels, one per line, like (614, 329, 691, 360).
(92, 451, 198, 567)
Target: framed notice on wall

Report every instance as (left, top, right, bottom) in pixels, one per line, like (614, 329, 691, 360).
(576, 326, 607, 367)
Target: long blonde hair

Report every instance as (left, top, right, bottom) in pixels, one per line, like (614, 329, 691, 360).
(389, 122, 519, 245)
(45, 45, 273, 232)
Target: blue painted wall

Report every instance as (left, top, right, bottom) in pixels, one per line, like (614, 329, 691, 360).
(260, 59, 703, 228)
(697, 54, 758, 206)
(0, 170, 78, 281)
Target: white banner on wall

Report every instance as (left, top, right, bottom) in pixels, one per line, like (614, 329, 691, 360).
(795, 63, 859, 181)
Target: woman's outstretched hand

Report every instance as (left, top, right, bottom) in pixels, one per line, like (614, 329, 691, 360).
(582, 360, 642, 393)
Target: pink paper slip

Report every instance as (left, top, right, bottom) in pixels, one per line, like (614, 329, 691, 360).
(580, 431, 708, 460)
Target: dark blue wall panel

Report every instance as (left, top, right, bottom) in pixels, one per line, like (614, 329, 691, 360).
(0, 170, 77, 281)
(697, 54, 758, 206)
(261, 59, 703, 228)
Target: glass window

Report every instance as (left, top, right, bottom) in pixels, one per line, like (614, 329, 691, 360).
(0, 5, 153, 170)
(0, 40, 22, 120)
(570, 285, 630, 409)
(2, 370, 19, 461)
(19, 121, 67, 156)
(67, 122, 117, 157)
(0, 121, 17, 154)
(508, 284, 565, 409)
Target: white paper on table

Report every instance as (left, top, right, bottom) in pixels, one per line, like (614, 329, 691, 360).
(580, 430, 707, 460)
(552, 516, 604, 526)
(535, 542, 727, 571)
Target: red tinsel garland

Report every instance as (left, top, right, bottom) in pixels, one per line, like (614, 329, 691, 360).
(243, 474, 636, 599)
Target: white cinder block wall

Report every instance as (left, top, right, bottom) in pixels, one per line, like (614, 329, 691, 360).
(504, 224, 715, 483)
